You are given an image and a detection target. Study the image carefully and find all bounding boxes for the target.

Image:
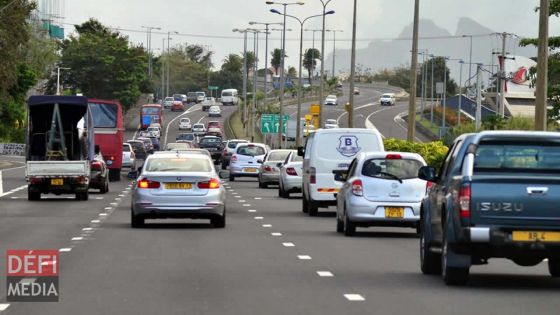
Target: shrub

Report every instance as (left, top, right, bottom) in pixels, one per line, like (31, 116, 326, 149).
(383, 138, 448, 168)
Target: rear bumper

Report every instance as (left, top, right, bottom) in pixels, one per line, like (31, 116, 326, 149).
(132, 191, 225, 218)
(230, 164, 260, 177)
(260, 172, 280, 183)
(282, 176, 302, 191)
(346, 199, 421, 226)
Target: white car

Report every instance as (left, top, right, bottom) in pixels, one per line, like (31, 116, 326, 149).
(380, 93, 396, 106)
(336, 152, 427, 236)
(324, 95, 338, 106)
(163, 97, 174, 109)
(202, 97, 216, 111)
(325, 119, 338, 125)
(196, 91, 206, 103)
(147, 126, 161, 138)
(208, 105, 221, 117)
(278, 151, 303, 198)
(192, 123, 206, 135)
(300, 128, 384, 216)
(229, 143, 268, 181)
(179, 117, 192, 130)
(122, 143, 136, 168)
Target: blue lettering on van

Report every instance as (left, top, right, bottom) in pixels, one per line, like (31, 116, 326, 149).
(337, 135, 361, 157)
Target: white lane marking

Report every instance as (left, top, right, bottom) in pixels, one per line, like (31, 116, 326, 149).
(71, 237, 83, 241)
(59, 248, 72, 253)
(0, 304, 9, 311)
(254, 197, 262, 200)
(238, 199, 246, 202)
(104, 207, 112, 210)
(82, 227, 93, 231)
(336, 102, 378, 124)
(394, 110, 423, 142)
(91, 220, 101, 224)
(248, 209, 257, 213)
(317, 271, 334, 277)
(0, 184, 27, 198)
(231, 192, 238, 195)
(99, 213, 108, 216)
(297, 255, 312, 260)
(243, 204, 251, 207)
(364, 104, 408, 137)
(234, 196, 241, 198)
(118, 194, 125, 197)
(115, 198, 121, 201)
(254, 216, 264, 220)
(163, 105, 201, 145)
(262, 224, 272, 227)
(282, 242, 295, 247)
(344, 294, 365, 301)
(95, 197, 103, 200)
(271, 232, 282, 236)
(196, 115, 206, 124)
(10, 197, 18, 199)
(0, 170, 3, 195)
(110, 202, 118, 206)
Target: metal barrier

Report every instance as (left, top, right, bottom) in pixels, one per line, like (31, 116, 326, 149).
(0, 143, 26, 156)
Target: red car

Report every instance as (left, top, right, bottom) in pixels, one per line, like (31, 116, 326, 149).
(207, 120, 221, 129)
(171, 101, 185, 111)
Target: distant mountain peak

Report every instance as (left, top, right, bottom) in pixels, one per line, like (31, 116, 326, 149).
(455, 17, 494, 36)
(398, 19, 451, 39)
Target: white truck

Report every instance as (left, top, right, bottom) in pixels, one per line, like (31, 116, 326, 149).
(25, 96, 94, 201)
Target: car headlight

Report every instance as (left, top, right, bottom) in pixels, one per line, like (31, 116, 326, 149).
(106, 160, 113, 166)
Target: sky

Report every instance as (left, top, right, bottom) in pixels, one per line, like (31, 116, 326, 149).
(62, 0, 560, 71)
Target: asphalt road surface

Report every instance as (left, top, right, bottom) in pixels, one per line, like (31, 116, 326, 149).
(0, 100, 558, 315)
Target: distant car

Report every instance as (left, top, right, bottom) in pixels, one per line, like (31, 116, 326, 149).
(324, 124, 339, 129)
(187, 92, 198, 103)
(171, 101, 185, 111)
(201, 97, 216, 111)
(324, 119, 339, 129)
(131, 152, 226, 228)
(147, 126, 161, 138)
(148, 136, 160, 151)
(196, 91, 206, 103)
(192, 123, 206, 135)
(208, 105, 221, 117)
(122, 143, 136, 168)
(207, 121, 221, 129)
(179, 117, 192, 130)
(324, 94, 338, 106)
(165, 142, 193, 151)
(380, 93, 396, 106)
(176, 132, 196, 142)
(127, 140, 148, 160)
(163, 97, 174, 109)
(229, 143, 268, 181)
(336, 81, 343, 89)
(336, 152, 427, 236)
(258, 149, 292, 188)
(198, 136, 224, 163)
(278, 150, 303, 198)
(137, 137, 154, 154)
(353, 87, 360, 95)
(89, 152, 109, 193)
(221, 139, 249, 169)
(173, 93, 187, 104)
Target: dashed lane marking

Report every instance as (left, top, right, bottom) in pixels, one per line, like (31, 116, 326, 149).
(238, 200, 246, 202)
(297, 255, 312, 260)
(282, 242, 295, 247)
(248, 209, 257, 213)
(71, 237, 83, 241)
(344, 294, 365, 301)
(243, 204, 251, 207)
(90, 220, 101, 224)
(0, 304, 9, 311)
(271, 232, 282, 236)
(262, 224, 272, 227)
(254, 217, 264, 220)
(59, 248, 72, 253)
(317, 271, 334, 277)
(254, 197, 262, 200)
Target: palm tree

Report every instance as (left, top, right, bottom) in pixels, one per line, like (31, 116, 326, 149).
(303, 48, 321, 87)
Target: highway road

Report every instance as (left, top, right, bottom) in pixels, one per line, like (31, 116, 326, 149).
(0, 100, 559, 315)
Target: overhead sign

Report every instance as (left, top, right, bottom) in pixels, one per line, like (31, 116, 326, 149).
(208, 86, 219, 90)
(260, 114, 290, 134)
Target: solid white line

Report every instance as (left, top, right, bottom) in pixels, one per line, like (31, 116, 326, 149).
(0, 184, 27, 198)
(271, 232, 282, 236)
(297, 255, 312, 260)
(394, 110, 423, 142)
(163, 105, 201, 146)
(344, 294, 365, 301)
(337, 102, 378, 124)
(59, 248, 72, 253)
(262, 224, 272, 227)
(0, 304, 9, 311)
(0, 170, 3, 195)
(317, 271, 334, 277)
(282, 242, 295, 247)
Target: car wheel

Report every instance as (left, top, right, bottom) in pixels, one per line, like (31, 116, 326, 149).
(308, 198, 319, 217)
(302, 193, 309, 213)
(109, 169, 121, 182)
(100, 180, 109, 194)
(420, 220, 442, 275)
(28, 191, 41, 201)
(336, 215, 344, 233)
(442, 222, 469, 285)
(229, 174, 235, 181)
(343, 210, 356, 236)
(131, 209, 144, 228)
(211, 212, 226, 228)
(548, 257, 560, 277)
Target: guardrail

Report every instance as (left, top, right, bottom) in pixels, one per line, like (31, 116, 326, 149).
(0, 143, 26, 156)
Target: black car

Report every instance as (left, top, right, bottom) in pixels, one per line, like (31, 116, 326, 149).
(197, 136, 224, 164)
(127, 140, 148, 160)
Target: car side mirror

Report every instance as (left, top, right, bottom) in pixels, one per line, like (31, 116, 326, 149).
(218, 170, 229, 179)
(257, 159, 263, 164)
(297, 146, 305, 157)
(418, 166, 436, 182)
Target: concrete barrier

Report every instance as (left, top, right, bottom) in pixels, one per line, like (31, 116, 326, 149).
(0, 143, 26, 156)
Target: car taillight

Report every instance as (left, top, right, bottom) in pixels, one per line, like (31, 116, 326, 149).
(286, 167, 298, 176)
(310, 167, 316, 184)
(29, 177, 42, 184)
(91, 161, 102, 170)
(351, 179, 363, 196)
(386, 154, 402, 159)
(137, 179, 160, 189)
(198, 178, 220, 189)
(264, 165, 273, 172)
(231, 155, 238, 163)
(76, 176, 88, 184)
(459, 183, 471, 218)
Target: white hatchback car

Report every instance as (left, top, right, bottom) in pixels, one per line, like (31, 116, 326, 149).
(208, 105, 221, 117)
(147, 126, 161, 138)
(336, 152, 427, 236)
(278, 151, 303, 198)
(163, 97, 174, 109)
(192, 123, 206, 135)
(324, 95, 338, 106)
(179, 117, 192, 130)
(228, 143, 268, 181)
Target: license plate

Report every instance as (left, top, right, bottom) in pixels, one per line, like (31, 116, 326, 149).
(164, 183, 192, 189)
(385, 207, 404, 218)
(50, 178, 63, 186)
(244, 168, 257, 173)
(512, 231, 560, 242)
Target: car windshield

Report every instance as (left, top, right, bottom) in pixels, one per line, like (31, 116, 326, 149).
(361, 158, 423, 180)
(222, 91, 232, 96)
(382, 94, 392, 98)
(145, 157, 212, 172)
(180, 118, 190, 123)
(193, 124, 204, 128)
(200, 138, 221, 145)
(267, 151, 291, 161)
(237, 145, 265, 156)
(474, 142, 560, 173)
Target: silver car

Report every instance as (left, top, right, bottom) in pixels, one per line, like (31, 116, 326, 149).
(336, 152, 427, 236)
(131, 152, 226, 228)
(229, 143, 268, 181)
(122, 143, 136, 168)
(258, 149, 292, 188)
(278, 151, 303, 198)
(221, 139, 249, 169)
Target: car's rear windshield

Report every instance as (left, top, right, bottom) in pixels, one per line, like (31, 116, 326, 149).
(381, 94, 393, 98)
(166, 143, 190, 150)
(361, 158, 423, 180)
(200, 138, 221, 145)
(228, 141, 246, 149)
(145, 157, 212, 172)
(177, 134, 194, 140)
(237, 145, 265, 156)
(122, 145, 130, 152)
(165, 97, 174, 101)
(193, 124, 204, 128)
(222, 92, 232, 96)
(180, 118, 190, 122)
(474, 141, 560, 173)
(268, 151, 291, 161)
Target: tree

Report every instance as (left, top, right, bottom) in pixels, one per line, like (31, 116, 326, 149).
(243, 51, 255, 83)
(271, 49, 282, 75)
(48, 19, 149, 109)
(303, 48, 321, 86)
(288, 66, 297, 78)
(176, 43, 213, 68)
(221, 54, 243, 73)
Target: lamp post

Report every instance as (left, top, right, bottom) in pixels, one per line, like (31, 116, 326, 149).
(141, 26, 161, 77)
(266, 1, 305, 149)
(429, 54, 435, 123)
(56, 67, 70, 95)
(233, 28, 250, 135)
(348, 0, 357, 128)
(461, 35, 473, 88)
(249, 22, 283, 104)
(166, 31, 178, 97)
(458, 59, 464, 125)
(318, 0, 334, 128)
(271, 10, 334, 147)
(327, 29, 343, 78)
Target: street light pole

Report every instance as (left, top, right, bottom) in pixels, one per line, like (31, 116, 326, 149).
(348, 0, 357, 128)
(407, 0, 420, 141)
(56, 67, 70, 95)
(162, 38, 166, 100)
(249, 22, 283, 106)
(142, 26, 161, 77)
(535, 0, 549, 131)
(318, 0, 333, 128)
(328, 29, 343, 78)
(462, 35, 473, 88)
(165, 31, 178, 97)
(430, 54, 434, 123)
(458, 60, 464, 125)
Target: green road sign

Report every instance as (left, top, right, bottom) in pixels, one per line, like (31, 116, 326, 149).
(260, 114, 290, 134)
(208, 86, 219, 90)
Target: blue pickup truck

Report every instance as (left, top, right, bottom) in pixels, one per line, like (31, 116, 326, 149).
(418, 131, 560, 285)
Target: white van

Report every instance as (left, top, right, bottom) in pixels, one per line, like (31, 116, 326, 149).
(221, 89, 239, 106)
(299, 128, 384, 216)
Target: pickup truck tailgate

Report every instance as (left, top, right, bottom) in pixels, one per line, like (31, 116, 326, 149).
(26, 161, 89, 177)
(470, 175, 560, 227)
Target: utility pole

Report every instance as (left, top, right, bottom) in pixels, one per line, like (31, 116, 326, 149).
(476, 64, 482, 130)
(458, 60, 463, 125)
(161, 38, 165, 100)
(498, 32, 507, 118)
(319, 0, 333, 128)
(348, 0, 357, 128)
(407, 0, 420, 141)
(430, 55, 434, 123)
(442, 57, 448, 131)
(535, 0, 549, 131)
(252, 31, 259, 142)
(329, 30, 343, 78)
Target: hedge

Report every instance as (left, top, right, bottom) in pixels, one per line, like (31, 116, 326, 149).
(383, 138, 448, 168)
